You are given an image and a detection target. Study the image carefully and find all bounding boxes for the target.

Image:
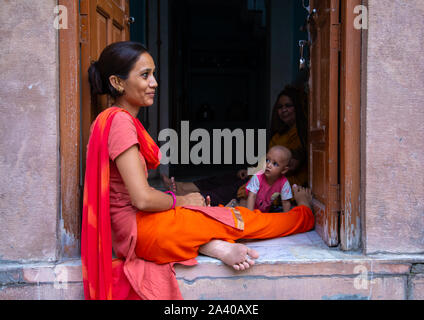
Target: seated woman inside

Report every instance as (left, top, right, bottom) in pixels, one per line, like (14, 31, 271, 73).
(82, 41, 314, 300)
(162, 84, 309, 210)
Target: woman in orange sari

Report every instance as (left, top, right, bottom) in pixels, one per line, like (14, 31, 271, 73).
(82, 41, 314, 300)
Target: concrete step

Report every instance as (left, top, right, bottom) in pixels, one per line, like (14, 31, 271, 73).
(1, 232, 423, 300)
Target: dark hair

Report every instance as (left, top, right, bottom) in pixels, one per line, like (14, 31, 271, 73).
(269, 85, 308, 148)
(88, 41, 149, 98)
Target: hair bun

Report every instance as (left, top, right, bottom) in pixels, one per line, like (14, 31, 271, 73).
(88, 60, 106, 95)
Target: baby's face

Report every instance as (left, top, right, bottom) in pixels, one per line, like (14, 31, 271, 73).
(264, 148, 290, 179)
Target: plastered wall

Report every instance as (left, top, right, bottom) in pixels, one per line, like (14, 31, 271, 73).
(0, 0, 59, 261)
(362, 0, 424, 254)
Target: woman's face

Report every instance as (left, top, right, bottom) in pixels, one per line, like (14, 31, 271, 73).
(121, 52, 158, 107)
(276, 95, 296, 125)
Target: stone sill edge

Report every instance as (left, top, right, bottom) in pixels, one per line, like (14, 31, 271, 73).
(1, 256, 424, 287)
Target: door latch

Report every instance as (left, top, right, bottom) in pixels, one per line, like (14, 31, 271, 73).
(299, 40, 310, 70)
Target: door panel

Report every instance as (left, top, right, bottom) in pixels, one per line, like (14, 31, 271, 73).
(308, 0, 340, 247)
(80, 0, 130, 177)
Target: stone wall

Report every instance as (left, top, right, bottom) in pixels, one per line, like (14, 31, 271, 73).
(0, 0, 59, 262)
(362, 0, 424, 254)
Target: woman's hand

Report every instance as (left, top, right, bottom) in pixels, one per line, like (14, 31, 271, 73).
(176, 192, 206, 207)
(237, 169, 248, 180)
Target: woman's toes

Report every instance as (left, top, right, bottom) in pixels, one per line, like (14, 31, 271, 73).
(247, 248, 259, 260)
(233, 260, 253, 271)
(246, 258, 255, 266)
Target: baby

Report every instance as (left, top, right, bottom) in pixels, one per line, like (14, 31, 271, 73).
(245, 145, 293, 213)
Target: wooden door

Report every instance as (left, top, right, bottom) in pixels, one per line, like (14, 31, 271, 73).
(80, 0, 130, 176)
(308, 0, 341, 247)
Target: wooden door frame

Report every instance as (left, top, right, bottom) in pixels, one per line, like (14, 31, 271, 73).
(58, 0, 363, 255)
(339, 0, 362, 251)
(58, 0, 81, 258)
(58, 0, 130, 258)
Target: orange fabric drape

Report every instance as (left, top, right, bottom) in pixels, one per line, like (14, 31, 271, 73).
(81, 107, 161, 300)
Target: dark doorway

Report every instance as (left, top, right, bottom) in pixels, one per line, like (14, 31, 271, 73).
(169, 0, 269, 178)
(168, 0, 308, 180)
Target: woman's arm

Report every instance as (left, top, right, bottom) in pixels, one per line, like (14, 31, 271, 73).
(288, 147, 307, 173)
(115, 145, 205, 211)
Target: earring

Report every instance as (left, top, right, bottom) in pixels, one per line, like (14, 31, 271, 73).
(117, 87, 124, 94)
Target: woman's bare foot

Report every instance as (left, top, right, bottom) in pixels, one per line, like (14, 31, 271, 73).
(292, 184, 313, 209)
(199, 240, 259, 271)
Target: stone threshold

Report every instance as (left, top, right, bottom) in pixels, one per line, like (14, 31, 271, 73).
(177, 231, 424, 278)
(175, 232, 424, 299)
(1, 231, 423, 299)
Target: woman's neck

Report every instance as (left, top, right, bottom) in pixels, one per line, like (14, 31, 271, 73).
(113, 99, 140, 118)
(284, 118, 296, 130)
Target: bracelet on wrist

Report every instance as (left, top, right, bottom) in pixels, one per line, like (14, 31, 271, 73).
(164, 191, 176, 209)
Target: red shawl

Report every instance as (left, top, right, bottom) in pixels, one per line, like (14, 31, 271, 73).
(81, 107, 161, 300)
